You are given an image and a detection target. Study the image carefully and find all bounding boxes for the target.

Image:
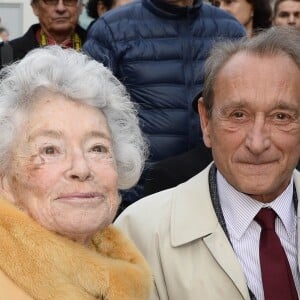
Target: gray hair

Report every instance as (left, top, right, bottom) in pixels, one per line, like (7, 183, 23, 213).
(0, 46, 147, 189)
(202, 26, 300, 117)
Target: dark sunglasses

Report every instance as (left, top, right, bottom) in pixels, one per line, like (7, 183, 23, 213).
(41, 0, 80, 6)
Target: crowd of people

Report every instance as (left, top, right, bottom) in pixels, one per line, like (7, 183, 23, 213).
(0, 0, 299, 299)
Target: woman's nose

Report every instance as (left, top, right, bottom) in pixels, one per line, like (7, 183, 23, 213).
(65, 150, 92, 182)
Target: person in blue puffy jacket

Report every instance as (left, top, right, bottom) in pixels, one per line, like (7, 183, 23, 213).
(83, 0, 245, 208)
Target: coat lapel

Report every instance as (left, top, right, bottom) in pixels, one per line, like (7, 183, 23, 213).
(170, 164, 250, 300)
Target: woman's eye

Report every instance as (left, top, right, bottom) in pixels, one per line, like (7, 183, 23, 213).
(42, 146, 57, 155)
(91, 145, 108, 153)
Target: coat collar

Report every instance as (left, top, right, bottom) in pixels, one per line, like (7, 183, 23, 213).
(170, 165, 300, 246)
(0, 198, 151, 300)
(143, 0, 203, 19)
(170, 163, 218, 246)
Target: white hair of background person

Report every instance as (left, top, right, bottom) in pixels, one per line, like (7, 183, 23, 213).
(0, 46, 148, 189)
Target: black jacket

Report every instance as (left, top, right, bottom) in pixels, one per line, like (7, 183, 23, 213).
(6, 23, 87, 63)
(143, 144, 213, 196)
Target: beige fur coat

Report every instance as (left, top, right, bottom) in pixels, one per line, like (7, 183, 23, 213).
(0, 198, 152, 300)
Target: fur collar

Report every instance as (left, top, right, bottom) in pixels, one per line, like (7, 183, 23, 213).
(0, 198, 152, 299)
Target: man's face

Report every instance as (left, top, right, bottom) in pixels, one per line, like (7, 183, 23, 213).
(273, 1, 300, 28)
(32, 0, 83, 37)
(199, 52, 300, 203)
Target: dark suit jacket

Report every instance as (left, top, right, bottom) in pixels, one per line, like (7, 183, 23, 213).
(8, 24, 87, 62)
(143, 144, 213, 196)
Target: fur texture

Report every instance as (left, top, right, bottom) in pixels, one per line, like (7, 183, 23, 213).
(0, 198, 152, 299)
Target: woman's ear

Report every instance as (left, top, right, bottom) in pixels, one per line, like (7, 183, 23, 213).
(0, 174, 16, 204)
(198, 97, 212, 148)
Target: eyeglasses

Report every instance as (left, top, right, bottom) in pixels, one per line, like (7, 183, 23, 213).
(41, 0, 80, 6)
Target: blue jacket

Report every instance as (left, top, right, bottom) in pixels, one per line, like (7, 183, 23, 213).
(84, 0, 244, 162)
(83, 0, 244, 206)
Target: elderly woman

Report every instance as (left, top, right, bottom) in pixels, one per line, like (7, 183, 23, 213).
(0, 46, 151, 299)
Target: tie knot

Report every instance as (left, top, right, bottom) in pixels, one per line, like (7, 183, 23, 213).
(255, 208, 277, 230)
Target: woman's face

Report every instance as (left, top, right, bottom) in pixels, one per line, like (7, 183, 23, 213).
(1, 92, 119, 245)
(212, 0, 253, 29)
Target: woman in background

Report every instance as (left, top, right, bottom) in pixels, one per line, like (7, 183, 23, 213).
(210, 0, 272, 36)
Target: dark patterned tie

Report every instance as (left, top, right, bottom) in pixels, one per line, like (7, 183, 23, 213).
(255, 208, 298, 300)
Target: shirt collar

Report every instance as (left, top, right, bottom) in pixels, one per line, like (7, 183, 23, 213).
(36, 29, 73, 49)
(218, 171, 295, 240)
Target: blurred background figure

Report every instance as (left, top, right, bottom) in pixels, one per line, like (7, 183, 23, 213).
(85, 0, 114, 30)
(210, 0, 272, 36)
(0, 27, 9, 42)
(5, 0, 86, 65)
(86, 0, 114, 18)
(112, 0, 133, 7)
(84, 0, 133, 31)
(83, 0, 245, 209)
(273, 0, 300, 28)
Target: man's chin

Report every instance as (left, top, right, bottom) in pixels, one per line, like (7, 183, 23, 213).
(50, 25, 75, 35)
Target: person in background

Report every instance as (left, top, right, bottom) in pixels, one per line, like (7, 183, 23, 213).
(85, 0, 114, 31)
(6, 0, 86, 63)
(273, 0, 300, 28)
(0, 27, 9, 42)
(210, 0, 272, 36)
(85, 0, 134, 32)
(86, 0, 132, 19)
(0, 27, 12, 69)
(0, 46, 151, 299)
(83, 0, 245, 209)
(86, 0, 114, 19)
(115, 27, 300, 299)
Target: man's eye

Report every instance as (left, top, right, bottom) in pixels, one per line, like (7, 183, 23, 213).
(278, 12, 290, 18)
(274, 112, 290, 121)
(232, 111, 245, 119)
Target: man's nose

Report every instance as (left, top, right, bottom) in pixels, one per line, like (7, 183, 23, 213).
(288, 14, 296, 25)
(245, 117, 271, 155)
(56, 0, 67, 11)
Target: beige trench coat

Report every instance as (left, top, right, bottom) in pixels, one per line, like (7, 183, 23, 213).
(116, 165, 300, 300)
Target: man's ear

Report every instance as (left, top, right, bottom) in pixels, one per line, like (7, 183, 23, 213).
(198, 97, 212, 148)
(31, 2, 40, 18)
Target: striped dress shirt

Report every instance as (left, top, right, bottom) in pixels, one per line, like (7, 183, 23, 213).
(217, 171, 300, 300)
